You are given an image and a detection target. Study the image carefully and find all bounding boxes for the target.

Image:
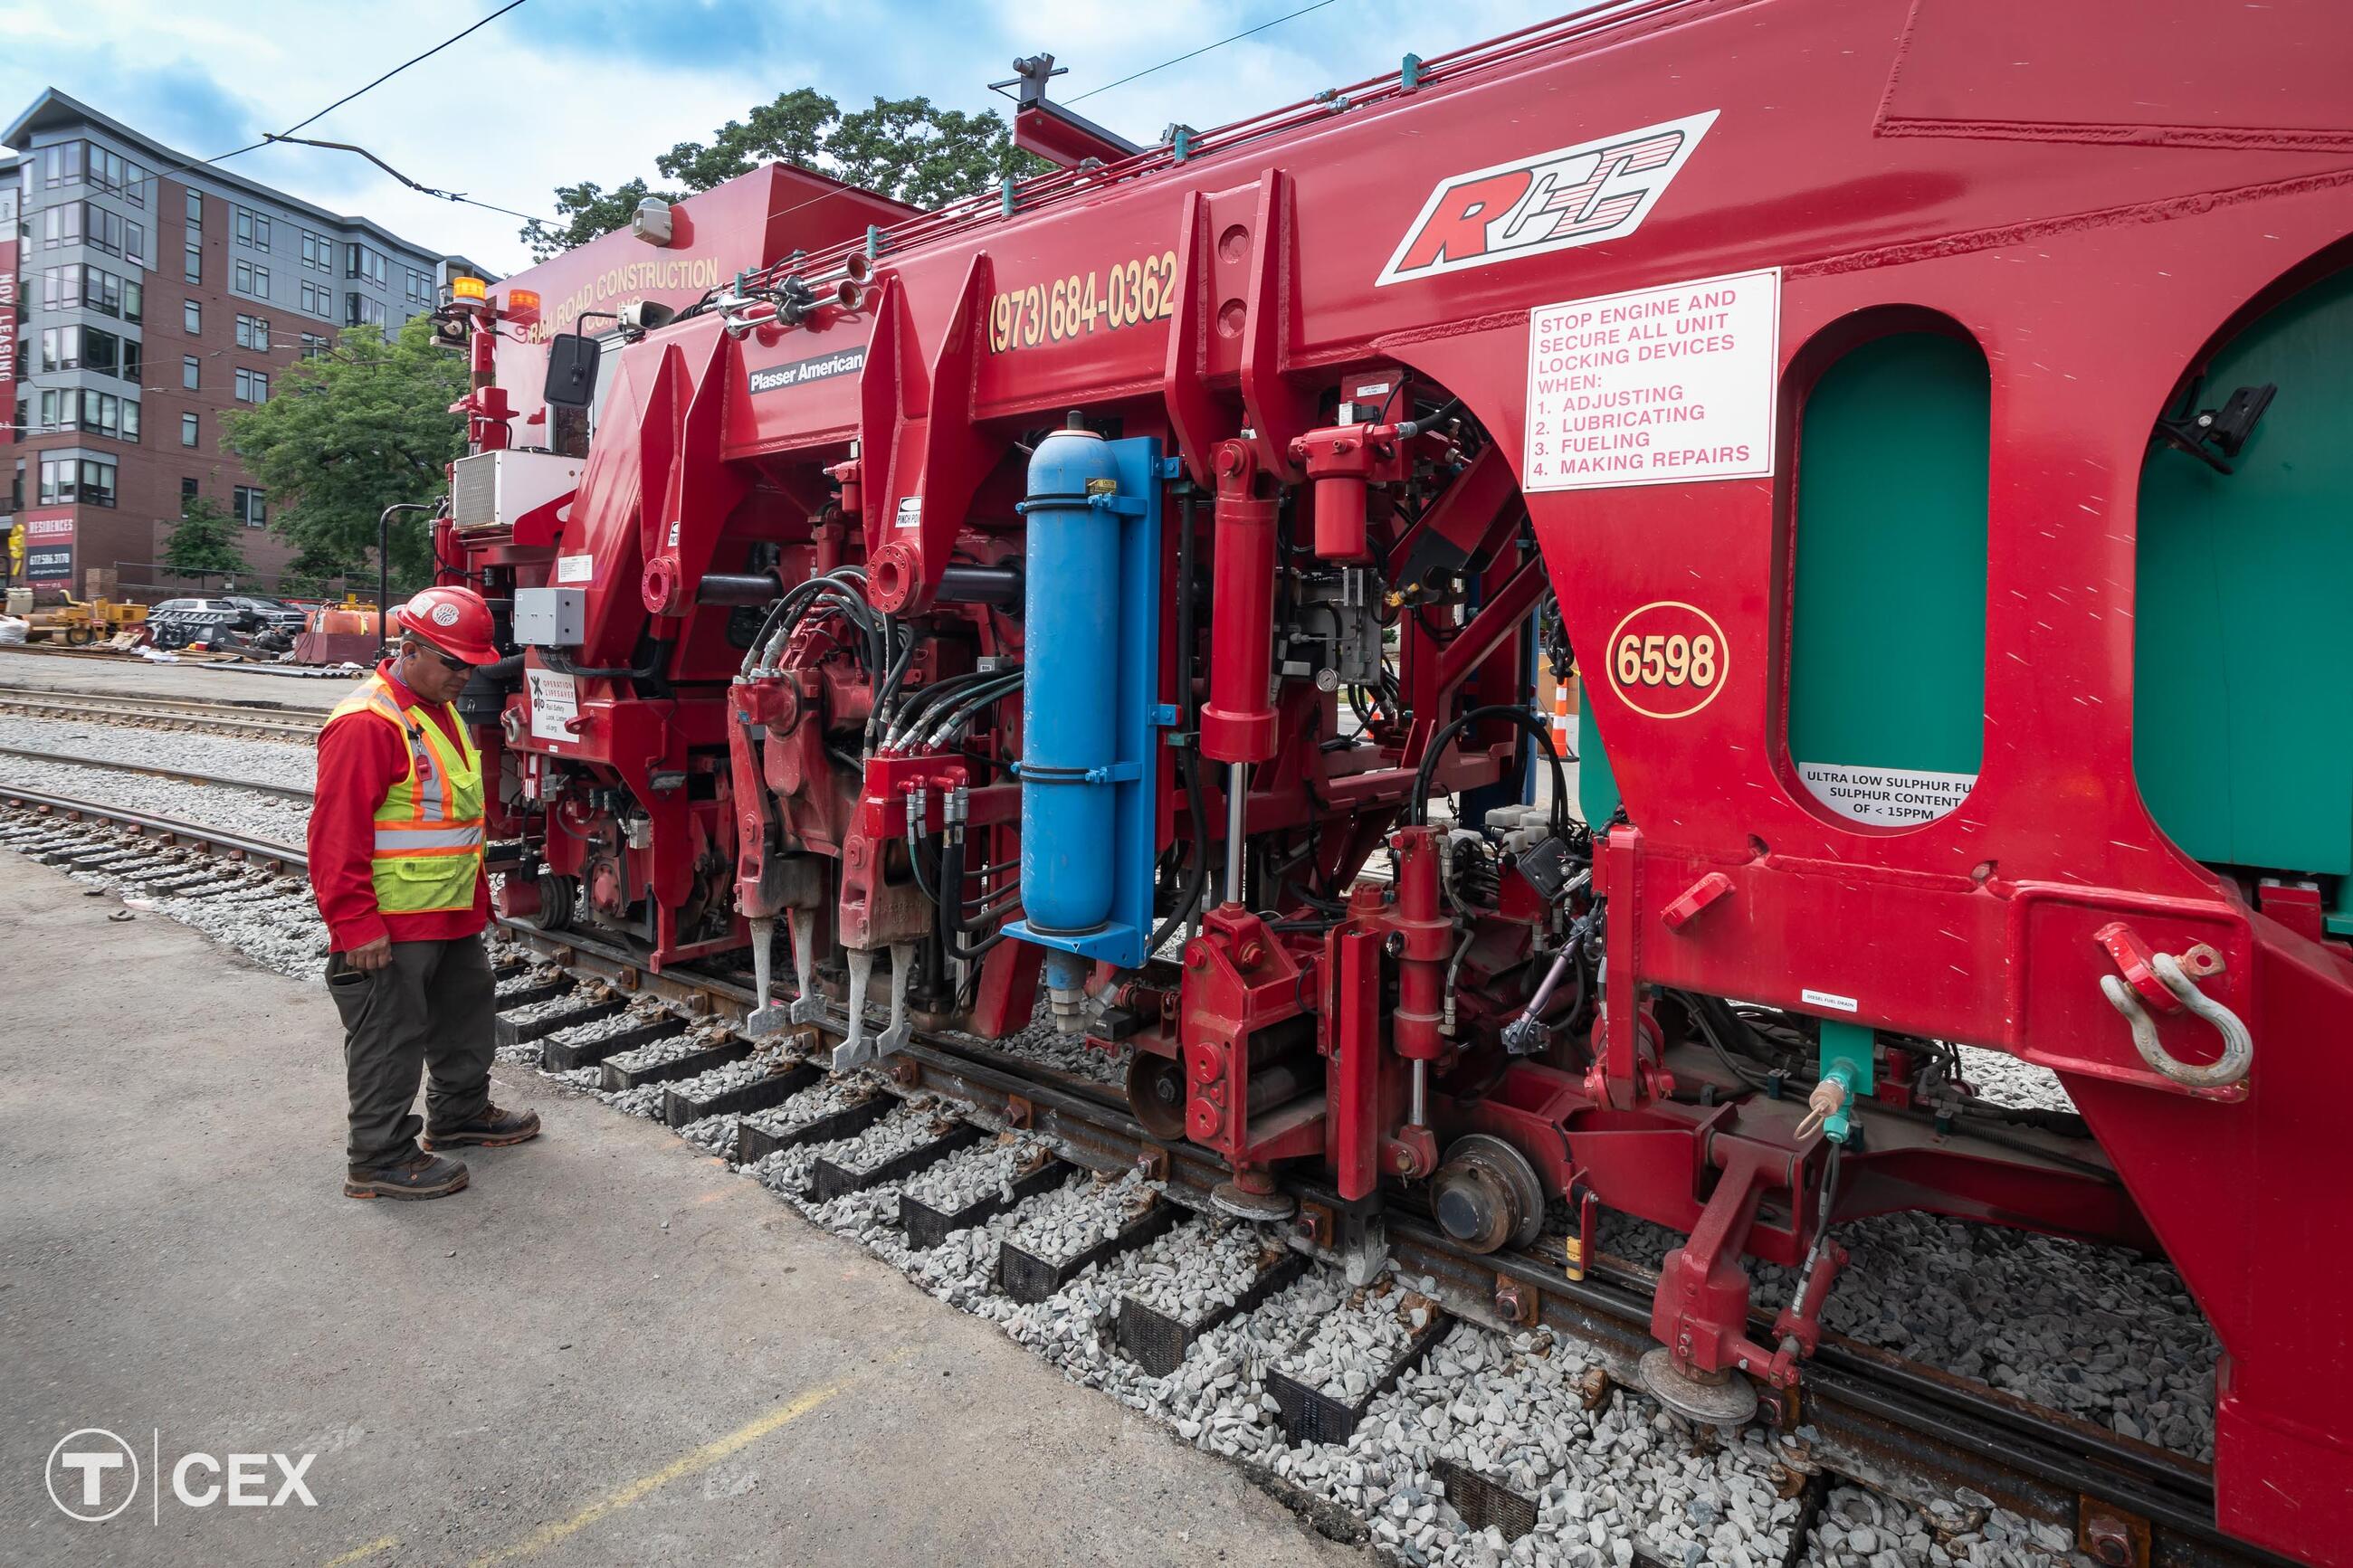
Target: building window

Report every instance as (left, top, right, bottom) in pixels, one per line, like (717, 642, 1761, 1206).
(184, 242, 203, 285)
(183, 354, 201, 391)
(185, 299, 201, 334)
(300, 231, 331, 272)
(11, 461, 24, 513)
(43, 263, 142, 323)
(233, 486, 268, 527)
(38, 140, 84, 189)
(39, 456, 117, 508)
(235, 314, 271, 351)
(300, 332, 329, 360)
(181, 477, 199, 511)
(405, 268, 434, 307)
(233, 207, 272, 249)
(62, 204, 144, 262)
(300, 280, 336, 318)
(181, 412, 199, 448)
(233, 259, 271, 299)
(345, 293, 386, 329)
(233, 367, 270, 404)
(40, 325, 78, 371)
(343, 242, 389, 288)
(122, 341, 141, 383)
(61, 389, 138, 441)
(96, 144, 146, 206)
(40, 203, 81, 249)
(186, 189, 203, 223)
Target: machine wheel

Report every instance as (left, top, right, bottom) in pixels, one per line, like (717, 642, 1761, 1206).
(1125, 1050, 1190, 1142)
(1429, 1134, 1547, 1254)
(1637, 1346, 1759, 1428)
(507, 872, 578, 932)
(63, 622, 94, 646)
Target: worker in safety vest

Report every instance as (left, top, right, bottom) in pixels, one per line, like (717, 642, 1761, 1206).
(309, 585, 539, 1200)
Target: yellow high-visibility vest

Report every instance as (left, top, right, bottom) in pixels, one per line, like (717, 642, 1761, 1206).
(327, 671, 485, 915)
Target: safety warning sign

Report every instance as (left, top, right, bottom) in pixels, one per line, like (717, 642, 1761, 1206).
(1523, 267, 1779, 492)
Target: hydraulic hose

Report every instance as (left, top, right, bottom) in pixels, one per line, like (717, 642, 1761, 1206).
(1407, 703, 1569, 836)
(1148, 492, 1210, 953)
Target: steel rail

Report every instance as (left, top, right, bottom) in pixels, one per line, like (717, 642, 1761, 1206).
(0, 786, 2262, 1566)
(0, 687, 327, 736)
(491, 917, 2283, 1568)
(0, 745, 314, 801)
(0, 784, 307, 871)
(0, 781, 2274, 1560)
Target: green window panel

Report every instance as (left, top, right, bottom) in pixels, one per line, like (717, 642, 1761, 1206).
(2134, 266, 2353, 896)
(1787, 330, 1991, 826)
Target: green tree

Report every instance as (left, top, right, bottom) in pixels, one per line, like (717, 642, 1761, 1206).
(829, 96, 1034, 210)
(219, 318, 464, 596)
(522, 89, 1042, 260)
(161, 497, 247, 583)
(280, 542, 361, 602)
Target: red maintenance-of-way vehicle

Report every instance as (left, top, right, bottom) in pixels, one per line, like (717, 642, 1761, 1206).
(428, 3, 2353, 1557)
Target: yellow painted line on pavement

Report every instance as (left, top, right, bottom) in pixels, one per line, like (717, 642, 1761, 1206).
(463, 1358, 898, 1566)
(320, 1535, 398, 1568)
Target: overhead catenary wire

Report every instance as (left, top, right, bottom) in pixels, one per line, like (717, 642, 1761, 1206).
(100, 0, 534, 205)
(1066, 0, 1348, 103)
(277, 0, 530, 142)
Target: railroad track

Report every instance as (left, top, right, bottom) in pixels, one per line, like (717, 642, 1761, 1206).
(0, 745, 313, 801)
(0, 684, 329, 741)
(0, 789, 2282, 1568)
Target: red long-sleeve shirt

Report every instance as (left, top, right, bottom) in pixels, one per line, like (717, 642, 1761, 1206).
(309, 660, 491, 952)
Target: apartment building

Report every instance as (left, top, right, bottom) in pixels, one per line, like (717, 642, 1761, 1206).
(4, 90, 494, 599)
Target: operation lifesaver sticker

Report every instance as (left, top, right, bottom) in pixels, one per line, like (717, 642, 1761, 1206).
(1604, 601, 1726, 720)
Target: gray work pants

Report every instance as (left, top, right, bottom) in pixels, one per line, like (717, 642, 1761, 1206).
(325, 936, 497, 1170)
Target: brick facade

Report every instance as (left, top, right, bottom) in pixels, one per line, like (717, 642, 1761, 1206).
(5, 91, 492, 603)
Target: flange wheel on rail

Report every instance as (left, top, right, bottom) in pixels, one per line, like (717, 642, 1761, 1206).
(1429, 1134, 1546, 1254)
(1126, 1051, 1190, 1141)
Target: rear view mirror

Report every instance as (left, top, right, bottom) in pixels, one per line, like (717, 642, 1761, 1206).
(543, 332, 601, 408)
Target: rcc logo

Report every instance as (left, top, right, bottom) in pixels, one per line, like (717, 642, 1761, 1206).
(47, 1429, 317, 1522)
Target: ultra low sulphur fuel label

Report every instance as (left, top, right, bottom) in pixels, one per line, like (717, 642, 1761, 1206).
(1524, 268, 1778, 490)
(1798, 762, 1977, 827)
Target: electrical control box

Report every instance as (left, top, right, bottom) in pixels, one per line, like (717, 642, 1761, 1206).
(511, 586, 586, 647)
(450, 450, 584, 535)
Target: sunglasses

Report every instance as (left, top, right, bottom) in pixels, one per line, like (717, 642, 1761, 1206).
(414, 644, 473, 675)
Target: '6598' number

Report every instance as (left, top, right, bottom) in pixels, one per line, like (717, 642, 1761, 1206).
(1603, 601, 1728, 720)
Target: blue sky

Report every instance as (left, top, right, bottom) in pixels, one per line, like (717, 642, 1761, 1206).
(0, 0, 1572, 273)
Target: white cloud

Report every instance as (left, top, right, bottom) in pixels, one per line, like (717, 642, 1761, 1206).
(3, 0, 1573, 273)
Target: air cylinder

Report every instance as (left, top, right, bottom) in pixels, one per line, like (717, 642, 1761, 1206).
(1018, 423, 1120, 936)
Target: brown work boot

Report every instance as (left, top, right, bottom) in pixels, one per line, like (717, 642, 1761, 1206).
(423, 1104, 541, 1151)
(344, 1151, 470, 1201)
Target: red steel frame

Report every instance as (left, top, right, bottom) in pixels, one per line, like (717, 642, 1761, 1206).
(452, 3, 2353, 1556)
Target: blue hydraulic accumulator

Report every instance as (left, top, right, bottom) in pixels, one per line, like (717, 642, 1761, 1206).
(1008, 421, 1167, 1031)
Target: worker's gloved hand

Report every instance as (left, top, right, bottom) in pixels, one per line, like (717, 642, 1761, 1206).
(346, 935, 394, 972)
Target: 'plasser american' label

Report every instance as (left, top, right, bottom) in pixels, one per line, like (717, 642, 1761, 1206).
(748, 346, 867, 394)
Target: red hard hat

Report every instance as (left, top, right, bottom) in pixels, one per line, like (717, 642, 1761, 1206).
(393, 585, 499, 665)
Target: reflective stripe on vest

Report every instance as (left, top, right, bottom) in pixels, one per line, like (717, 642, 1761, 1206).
(328, 671, 485, 915)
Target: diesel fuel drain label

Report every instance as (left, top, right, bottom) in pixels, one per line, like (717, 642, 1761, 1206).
(748, 346, 866, 394)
